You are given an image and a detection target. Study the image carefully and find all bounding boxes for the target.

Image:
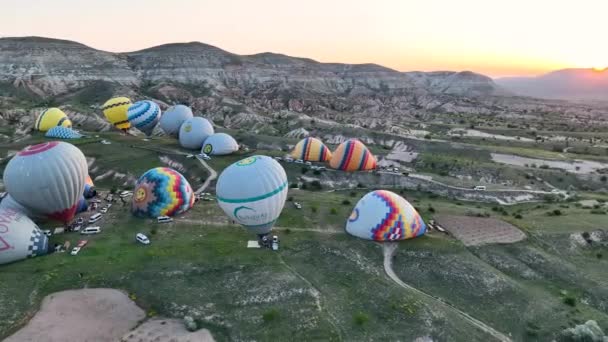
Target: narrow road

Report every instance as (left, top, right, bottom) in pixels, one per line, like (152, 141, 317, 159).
(194, 156, 217, 195)
(382, 243, 512, 342)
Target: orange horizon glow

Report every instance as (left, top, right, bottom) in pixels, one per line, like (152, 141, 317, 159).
(1, 0, 607, 78)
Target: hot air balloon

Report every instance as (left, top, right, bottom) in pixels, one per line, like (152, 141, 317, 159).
(127, 100, 161, 135)
(45, 126, 83, 139)
(76, 196, 88, 214)
(83, 175, 96, 199)
(0, 207, 49, 265)
(159, 105, 194, 137)
(329, 139, 377, 171)
(101, 97, 132, 131)
(216, 156, 288, 236)
(3, 141, 88, 223)
(290, 137, 332, 162)
(346, 190, 426, 242)
(0, 194, 45, 221)
(131, 167, 195, 218)
(202, 133, 238, 156)
(179, 117, 214, 149)
(35, 108, 72, 132)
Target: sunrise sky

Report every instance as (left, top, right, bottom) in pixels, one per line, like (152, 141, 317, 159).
(1, 0, 606, 77)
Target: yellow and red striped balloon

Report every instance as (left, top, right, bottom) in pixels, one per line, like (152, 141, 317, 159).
(290, 137, 332, 162)
(329, 139, 377, 171)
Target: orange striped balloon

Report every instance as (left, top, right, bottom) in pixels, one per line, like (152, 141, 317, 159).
(329, 139, 377, 171)
(290, 137, 332, 162)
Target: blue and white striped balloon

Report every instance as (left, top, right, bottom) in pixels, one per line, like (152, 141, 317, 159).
(127, 100, 161, 135)
(45, 126, 83, 139)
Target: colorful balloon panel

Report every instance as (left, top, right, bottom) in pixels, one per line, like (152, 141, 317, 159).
(35, 108, 71, 132)
(346, 190, 426, 242)
(83, 175, 96, 199)
(290, 137, 332, 162)
(131, 167, 195, 218)
(45, 126, 83, 139)
(159, 105, 193, 137)
(3, 141, 88, 223)
(216, 156, 288, 235)
(202, 133, 238, 155)
(101, 97, 132, 130)
(0, 207, 49, 265)
(329, 139, 377, 171)
(127, 100, 161, 135)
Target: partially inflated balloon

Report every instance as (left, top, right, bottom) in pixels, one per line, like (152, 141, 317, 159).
(329, 139, 377, 171)
(159, 105, 193, 137)
(127, 100, 161, 135)
(131, 167, 195, 218)
(83, 175, 96, 199)
(45, 126, 83, 139)
(291, 137, 332, 162)
(216, 156, 288, 235)
(35, 108, 71, 132)
(0, 194, 45, 221)
(202, 133, 238, 155)
(101, 97, 132, 131)
(0, 207, 49, 265)
(3, 142, 88, 223)
(179, 117, 214, 149)
(346, 190, 426, 242)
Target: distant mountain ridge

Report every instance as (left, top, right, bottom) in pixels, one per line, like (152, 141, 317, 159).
(497, 68, 608, 100)
(0, 36, 506, 98)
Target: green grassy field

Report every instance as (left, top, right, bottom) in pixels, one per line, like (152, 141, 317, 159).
(1, 131, 607, 341)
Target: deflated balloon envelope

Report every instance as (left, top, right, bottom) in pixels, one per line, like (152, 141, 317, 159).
(0, 207, 49, 265)
(2, 141, 88, 223)
(160, 105, 193, 137)
(131, 167, 195, 218)
(216, 155, 288, 235)
(346, 190, 426, 242)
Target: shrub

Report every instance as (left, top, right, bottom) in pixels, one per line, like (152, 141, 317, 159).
(342, 199, 352, 206)
(539, 164, 549, 169)
(563, 296, 576, 307)
(428, 206, 435, 213)
(330, 208, 338, 215)
(581, 232, 590, 239)
(357, 182, 365, 188)
(150, 228, 157, 235)
(310, 180, 322, 190)
(289, 183, 299, 189)
(597, 253, 603, 259)
(284, 228, 291, 234)
(553, 209, 562, 216)
(349, 191, 357, 197)
(601, 175, 607, 182)
(424, 134, 432, 140)
(262, 309, 280, 323)
(311, 206, 318, 213)
(590, 209, 606, 215)
(313, 170, 321, 175)
(514, 214, 523, 219)
(353, 312, 369, 326)
(287, 196, 294, 202)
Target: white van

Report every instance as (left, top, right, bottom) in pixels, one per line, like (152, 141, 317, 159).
(157, 216, 173, 223)
(88, 213, 102, 223)
(473, 185, 486, 191)
(81, 226, 101, 235)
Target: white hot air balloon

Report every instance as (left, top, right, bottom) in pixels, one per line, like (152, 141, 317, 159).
(127, 100, 161, 136)
(179, 117, 214, 150)
(202, 133, 239, 156)
(159, 105, 193, 137)
(0, 194, 45, 221)
(0, 207, 49, 265)
(3, 141, 88, 223)
(216, 155, 288, 236)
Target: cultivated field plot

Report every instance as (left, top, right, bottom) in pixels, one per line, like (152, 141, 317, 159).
(435, 215, 526, 246)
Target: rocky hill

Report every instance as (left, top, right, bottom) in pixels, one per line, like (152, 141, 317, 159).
(1, 36, 607, 135)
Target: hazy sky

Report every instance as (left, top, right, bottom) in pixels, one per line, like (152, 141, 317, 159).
(2, 0, 606, 77)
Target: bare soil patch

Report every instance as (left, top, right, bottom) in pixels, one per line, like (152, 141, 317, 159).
(435, 215, 526, 246)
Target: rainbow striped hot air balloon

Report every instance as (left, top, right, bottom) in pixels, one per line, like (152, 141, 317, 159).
(329, 139, 377, 171)
(290, 137, 332, 162)
(346, 190, 426, 242)
(131, 167, 195, 218)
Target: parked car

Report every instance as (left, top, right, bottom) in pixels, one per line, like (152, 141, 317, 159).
(76, 217, 84, 224)
(136, 233, 150, 245)
(551, 189, 562, 194)
(293, 202, 302, 209)
(77, 240, 88, 248)
(284, 157, 294, 163)
(295, 159, 304, 164)
(157, 216, 173, 223)
(72, 225, 82, 232)
(198, 153, 211, 160)
(88, 213, 102, 223)
(119, 191, 132, 198)
(186, 154, 194, 159)
(473, 185, 487, 191)
(274, 157, 282, 161)
(305, 161, 312, 166)
(81, 226, 101, 235)
(100, 207, 108, 214)
(106, 203, 112, 209)
(42, 229, 52, 237)
(272, 235, 279, 251)
(70, 247, 81, 256)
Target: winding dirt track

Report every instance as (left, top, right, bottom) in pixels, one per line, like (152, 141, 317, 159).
(382, 243, 512, 342)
